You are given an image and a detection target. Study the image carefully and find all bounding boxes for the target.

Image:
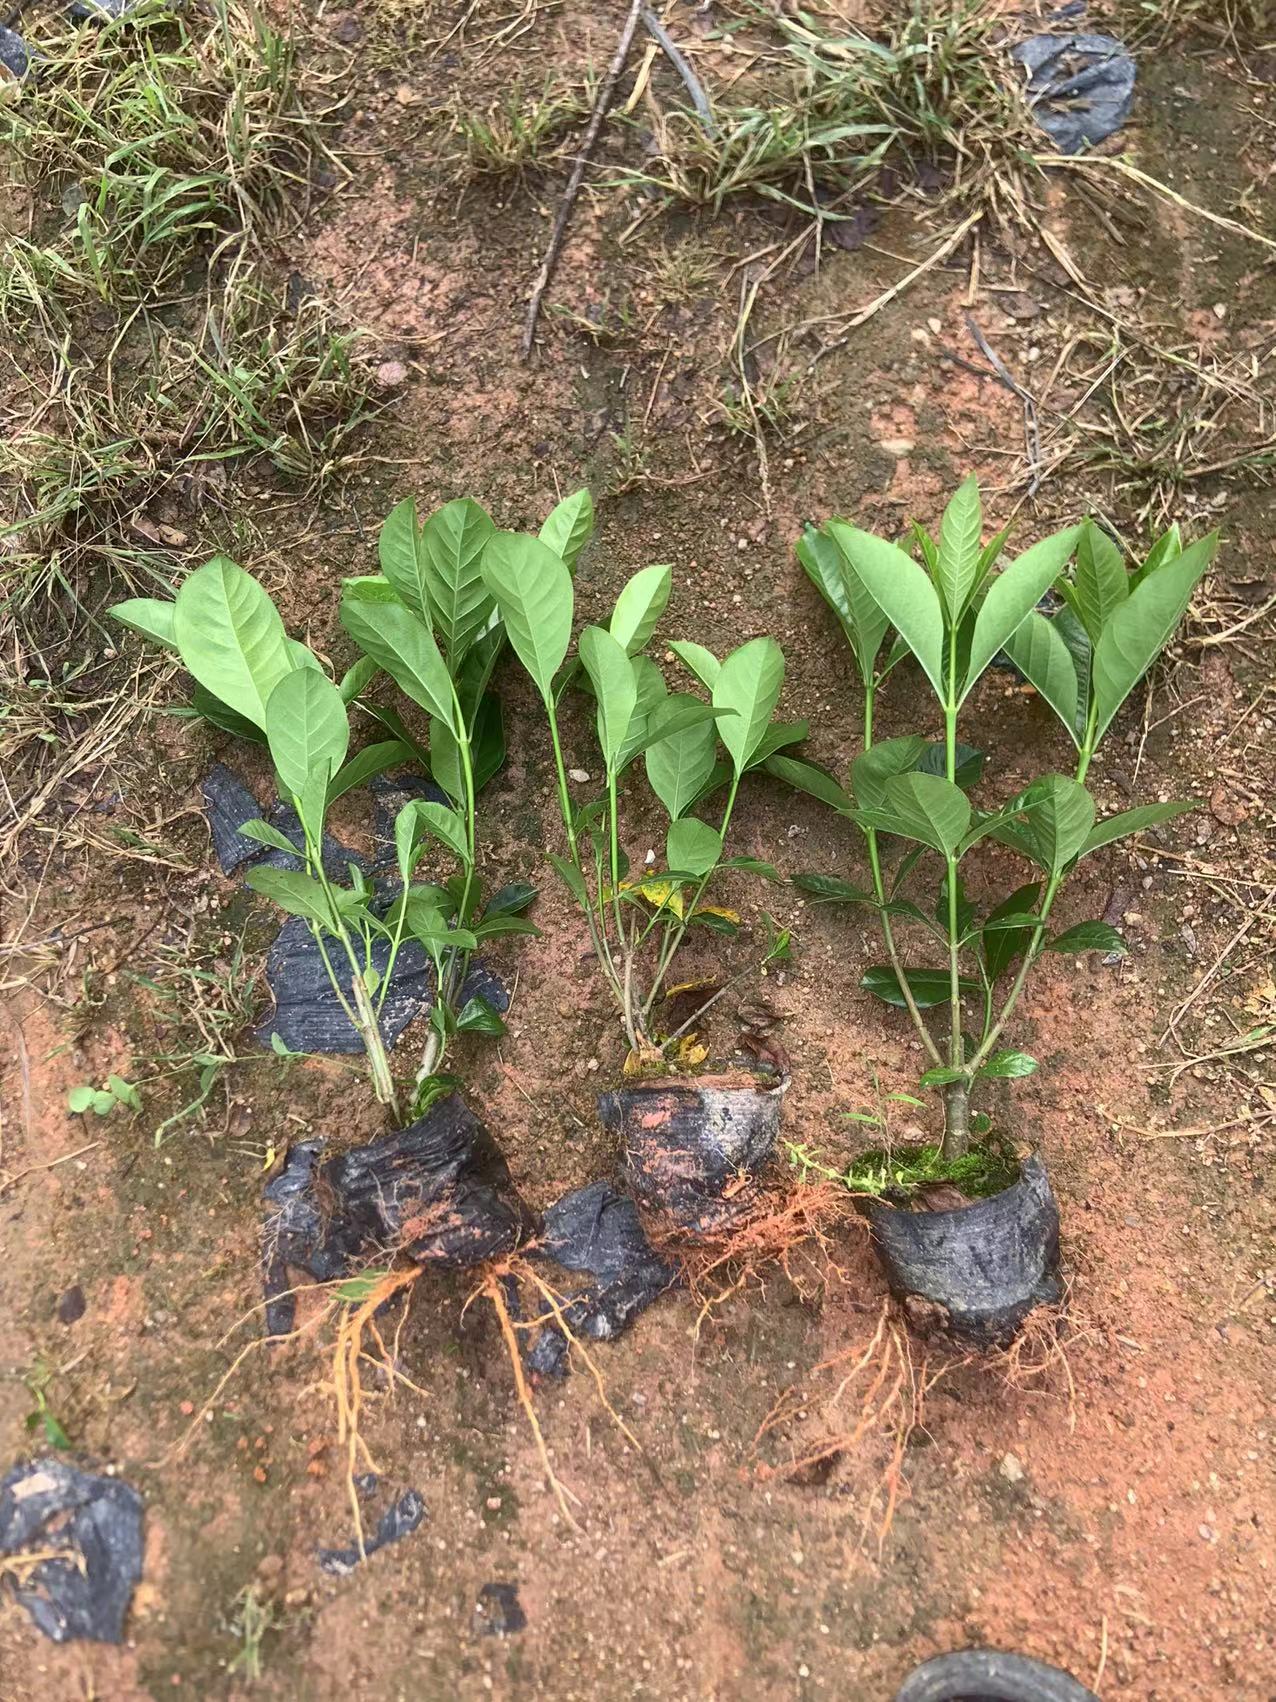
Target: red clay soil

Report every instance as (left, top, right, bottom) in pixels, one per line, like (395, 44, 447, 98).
(1, 4, 1274, 1699)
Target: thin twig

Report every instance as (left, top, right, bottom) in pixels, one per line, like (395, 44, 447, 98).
(521, 0, 645, 358)
(641, 6, 713, 131)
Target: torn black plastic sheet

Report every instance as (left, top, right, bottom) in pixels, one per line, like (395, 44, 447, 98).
(261, 1094, 537, 1335)
(202, 763, 358, 879)
(1012, 32, 1136, 155)
(894, 1646, 1098, 1702)
(526, 1180, 678, 1378)
(316, 1487, 425, 1577)
(0, 1458, 143, 1644)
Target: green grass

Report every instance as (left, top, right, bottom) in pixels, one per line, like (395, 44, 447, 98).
(449, 76, 591, 179)
(790, 1133, 1019, 1201)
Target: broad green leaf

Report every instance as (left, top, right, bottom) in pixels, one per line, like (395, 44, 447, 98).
(869, 771, 971, 856)
(173, 557, 295, 730)
(429, 715, 464, 802)
(342, 574, 399, 604)
(1091, 533, 1217, 743)
(1130, 523, 1182, 590)
(340, 594, 458, 731)
(981, 882, 1041, 982)
(481, 531, 574, 700)
(609, 563, 671, 655)
(191, 684, 267, 744)
(933, 474, 983, 620)
(764, 753, 856, 814)
(107, 1073, 142, 1111)
(484, 882, 538, 919)
(377, 498, 429, 620)
(338, 654, 379, 704)
(327, 740, 412, 806)
(1047, 920, 1126, 955)
(977, 1051, 1038, 1079)
(961, 525, 1081, 702)
(714, 636, 785, 776)
(827, 523, 945, 701)
(646, 700, 719, 820)
(915, 741, 985, 791)
(667, 816, 721, 878)
(538, 487, 594, 571)
(420, 497, 497, 662)
(797, 523, 888, 683)
(456, 996, 507, 1035)
(109, 596, 177, 649)
(471, 691, 506, 792)
(68, 1084, 96, 1113)
(851, 736, 926, 810)
(578, 625, 638, 770)
(636, 692, 732, 751)
(861, 966, 978, 1009)
(1071, 520, 1128, 642)
(240, 818, 299, 854)
(244, 866, 334, 927)
(266, 668, 349, 797)
(472, 915, 540, 940)
(919, 1065, 967, 1086)
(792, 873, 874, 904)
(747, 719, 808, 768)
(1079, 799, 1196, 856)
(1002, 612, 1079, 746)
(992, 775, 1095, 873)
(669, 639, 720, 689)
(614, 656, 668, 772)
(396, 798, 469, 875)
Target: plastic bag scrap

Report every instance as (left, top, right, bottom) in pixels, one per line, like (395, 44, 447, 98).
(526, 1180, 677, 1378)
(0, 1458, 143, 1644)
(316, 1485, 425, 1577)
(474, 1581, 526, 1636)
(894, 1646, 1098, 1702)
(203, 763, 357, 879)
(1012, 32, 1136, 155)
(261, 1094, 536, 1335)
(0, 24, 31, 82)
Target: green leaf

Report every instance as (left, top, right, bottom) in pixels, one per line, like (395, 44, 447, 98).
(919, 1065, 967, 1086)
(668, 639, 720, 690)
(646, 700, 719, 820)
(173, 557, 296, 730)
(107, 1073, 142, 1111)
(472, 915, 539, 940)
(667, 817, 721, 878)
(240, 818, 299, 854)
(962, 526, 1081, 701)
(934, 474, 984, 621)
(91, 1090, 116, 1116)
(764, 753, 856, 813)
(266, 668, 350, 797)
(980, 880, 1042, 982)
(342, 574, 400, 605)
(688, 909, 739, 936)
(1047, 921, 1127, 955)
(338, 654, 380, 704)
(190, 684, 267, 743)
(747, 719, 809, 768)
(793, 873, 874, 904)
(861, 966, 978, 1009)
(428, 715, 464, 802)
(1002, 612, 1080, 747)
(1080, 799, 1196, 856)
(714, 636, 785, 776)
(419, 497, 497, 663)
(1071, 520, 1129, 644)
(851, 736, 927, 810)
(578, 625, 639, 770)
(244, 867, 334, 927)
(483, 882, 536, 921)
(481, 531, 574, 700)
(339, 594, 458, 732)
(828, 524, 945, 701)
(109, 596, 177, 649)
(455, 996, 507, 1035)
(1131, 523, 1182, 590)
(915, 741, 985, 791)
(977, 1051, 1038, 1079)
(67, 1085, 96, 1114)
(471, 691, 506, 793)
(548, 851, 588, 907)
(1091, 533, 1218, 744)
(327, 740, 412, 806)
(377, 498, 429, 620)
(869, 772, 971, 856)
(609, 563, 671, 655)
(796, 523, 889, 684)
(396, 799, 469, 877)
(538, 487, 595, 571)
(991, 775, 1095, 873)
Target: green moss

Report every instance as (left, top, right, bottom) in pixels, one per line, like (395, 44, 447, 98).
(845, 1138, 1018, 1201)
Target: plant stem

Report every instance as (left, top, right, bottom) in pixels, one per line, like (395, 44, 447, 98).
(642, 772, 740, 1026)
(941, 624, 967, 1159)
(608, 768, 639, 1052)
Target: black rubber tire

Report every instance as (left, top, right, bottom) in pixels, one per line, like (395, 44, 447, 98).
(893, 1648, 1098, 1702)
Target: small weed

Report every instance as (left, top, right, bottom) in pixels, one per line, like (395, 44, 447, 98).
(67, 1075, 143, 1119)
(450, 77, 591, 179)
(22, 1359, 73, 1451)
(228, 1583, 281, 1684)
(647, 236, 723, 306)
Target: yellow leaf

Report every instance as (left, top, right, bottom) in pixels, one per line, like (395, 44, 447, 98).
(662, 977, 718, 1001)
(672, 1035, 708, 1069)
(1242, 978, 1276, 1019)
(692, 903, 739, 924)
(626, 879, 685, 918)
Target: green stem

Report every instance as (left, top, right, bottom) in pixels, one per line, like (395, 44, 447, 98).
(544, 691, 626, 1015)
(608, 768, 639, 1052)
(645, 772, 740, 1027)
(941, 627, 967, 1158)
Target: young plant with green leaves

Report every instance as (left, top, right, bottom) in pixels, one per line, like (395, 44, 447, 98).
(479, 527, 794, 1066)
(788, 477, 1216, 1167)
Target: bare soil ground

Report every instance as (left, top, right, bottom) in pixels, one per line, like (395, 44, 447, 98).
(2, 3, 1274, 1698)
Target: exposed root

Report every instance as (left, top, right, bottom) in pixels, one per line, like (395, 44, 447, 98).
(986, 1295, 1088, 1437)
(752, 1298, 950, 1553)
(480, 1269, 582, 1530)
(651, 1178, 858, 1335)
